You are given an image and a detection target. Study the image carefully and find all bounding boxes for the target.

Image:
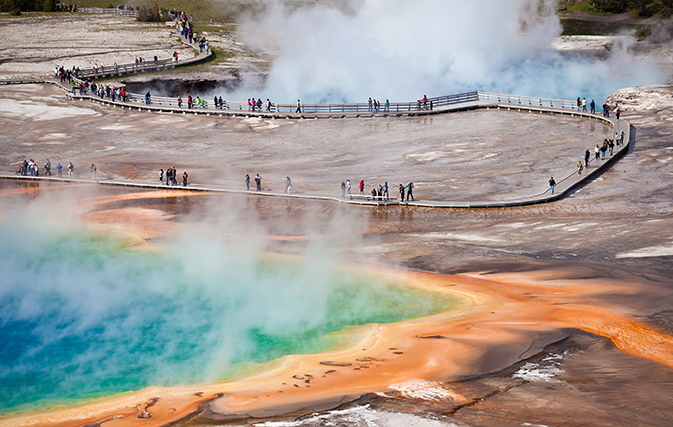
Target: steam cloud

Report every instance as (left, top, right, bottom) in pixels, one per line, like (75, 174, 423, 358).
(224, 0, 669, 103)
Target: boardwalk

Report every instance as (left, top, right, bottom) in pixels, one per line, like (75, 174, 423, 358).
(0, 95, 630, 208)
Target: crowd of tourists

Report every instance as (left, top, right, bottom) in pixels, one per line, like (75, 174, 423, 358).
(74, 80, 129, 101)
(338, 180, 416, 202)
(575, 97, 622, 119)
(368, 97, 391, 113)
(15, 159, 76, 179)
(55, 65, 79, 83)
(549, 129, 626, 195)
(160, 167, 189, 186)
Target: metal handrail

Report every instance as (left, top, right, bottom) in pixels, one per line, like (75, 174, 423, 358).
(77, 7, 138, 16)
(74, 90, 480, 113)
(477, 91, 577, 110)
(77, 59, 176, 79)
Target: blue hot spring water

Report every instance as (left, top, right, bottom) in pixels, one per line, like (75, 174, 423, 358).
(0, 221, 458, 415)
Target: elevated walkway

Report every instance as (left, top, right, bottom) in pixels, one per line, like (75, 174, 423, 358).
(0, 105, 630, 209)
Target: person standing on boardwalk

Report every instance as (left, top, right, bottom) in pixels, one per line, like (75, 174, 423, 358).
(595, 145, 600, 160)
(22, 160, 28, 176)
(44, 159, 51, 176)
(406, 182, 414, 201)
(172, 167, 178, 185)
(619, 130, 625, 145)
(182, 171, 188, 186)
(368, 97, 373, 112)
(399, 184, 405, 201)
(255, 174, 262, 191)
(549, 177, 556, 194)
(346, 179, 351, 196)
(577, 97, 581, 111)
(609, 139, 615, 155)
(245, 174, 250, 190)
(577, 161, 583, 175)
(590, 99, 595, 114)
(160, 169, 164, 183)
(582, 98, 587, 111)
(341, 181, 346, 198)
(383, 182, 389, 200)
(67, 162, 74, 178)
(56, 163, 62, 178)
(90, 164, 97, 181)
(359, 180, 364, 195)
(285, 177, 291, 193)
(584, 149, 590, 168)
(616, 107, 621, 120)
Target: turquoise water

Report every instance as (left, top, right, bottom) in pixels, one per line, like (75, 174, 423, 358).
(0, 220, 457, 415)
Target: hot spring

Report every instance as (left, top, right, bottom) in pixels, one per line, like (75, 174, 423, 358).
(0, 213, 462, 416)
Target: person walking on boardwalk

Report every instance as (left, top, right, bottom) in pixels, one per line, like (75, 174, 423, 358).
(182, 171, 188, 187)
(368, 97, 373, 112)
(616, 107, 621, 120)
(406, 182, 414, 201)
(285, 177, 291, 193)
(595, 145, 600, 160)
(245, 174, 250, 190)
(609, 139, 615, 155)
(577, 161, 583, 175)
(341, 181, 346, 198)
(56, 163, 62, 178)
(549, 177, 556, 194)
(584, 149, 590, 168)
(90, 164, 97, 181)
(590, 99, 595, 114)
(160, 169, 164, 183)
(619, 130, 625, 145)
(582, 98, 587, 111)
(172, 167, 178, 185)
(255, 174, 262, 191)
(346, 179, 351, 196)
(577, 97, 581, 111)
(295, 99, 301, 114)
(67, 162, 74, 178)
(359, 180, 365, 195)
(399, 184, 405, 201)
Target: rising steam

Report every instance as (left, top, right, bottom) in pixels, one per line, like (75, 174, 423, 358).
(224, 0, 668, 103)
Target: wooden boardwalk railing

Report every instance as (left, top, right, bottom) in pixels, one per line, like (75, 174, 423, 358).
(77, 7, 138, 17)
(77, 59, 177, 79)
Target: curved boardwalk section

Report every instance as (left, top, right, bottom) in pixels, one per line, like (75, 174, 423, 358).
(0, 79, 631, 208)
